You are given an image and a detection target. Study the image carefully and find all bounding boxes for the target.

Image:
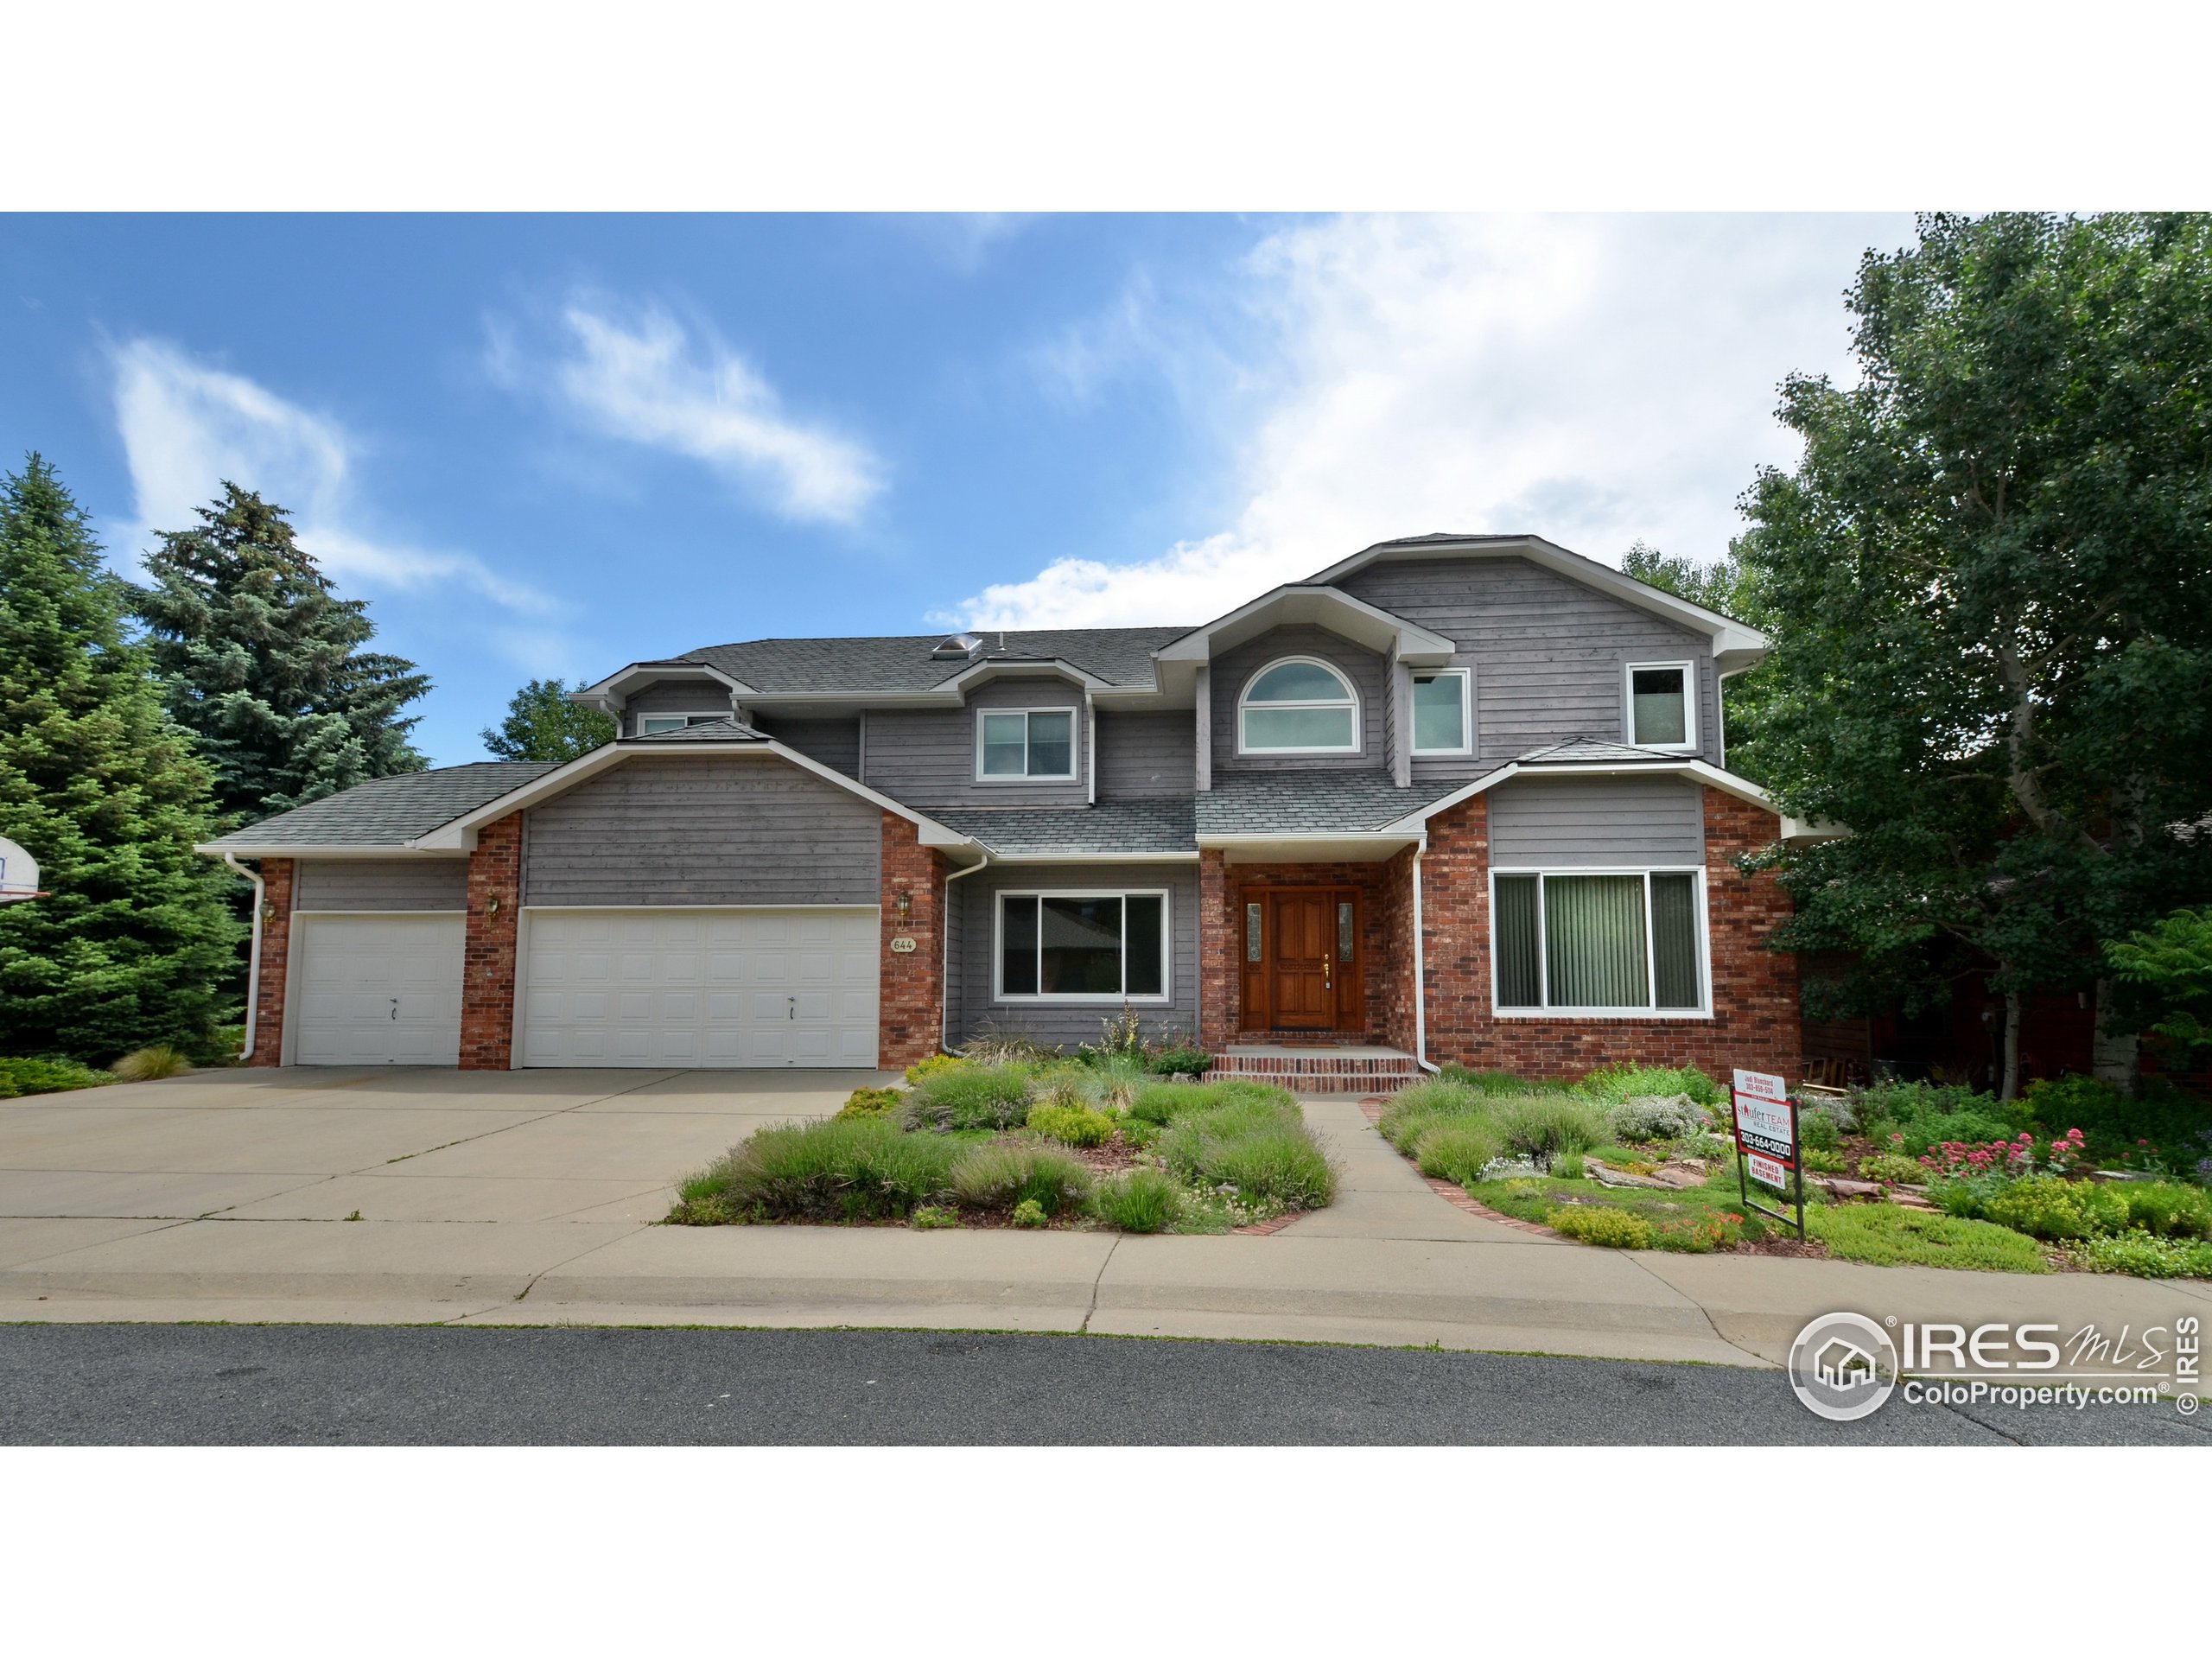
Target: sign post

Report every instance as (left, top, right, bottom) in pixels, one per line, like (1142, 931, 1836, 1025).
(1732, 1067, 1805, 1241)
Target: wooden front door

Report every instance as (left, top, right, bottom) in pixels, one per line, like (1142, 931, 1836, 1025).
(1241, 887, 1365, 1033)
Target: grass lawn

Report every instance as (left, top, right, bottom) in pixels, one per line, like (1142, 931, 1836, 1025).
(1806, 1202, 2053, 1273)
(1469, 1172, 1758, 1252)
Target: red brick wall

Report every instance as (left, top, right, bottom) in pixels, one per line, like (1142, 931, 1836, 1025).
(1377, 846, 1419, 1055)
(1413, 785, 1802, 1084)
(1200, 860, 1397, 1041)
(879, 813, 946, 1070)
(247, 857, 294, 1067)
(1198, 849, 1233, 1052)
(459, 813, 524, 1071)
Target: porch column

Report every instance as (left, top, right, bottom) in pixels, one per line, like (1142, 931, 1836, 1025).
(1198, 848, 1234, 1052)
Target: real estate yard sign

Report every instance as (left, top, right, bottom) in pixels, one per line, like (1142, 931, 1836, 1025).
(1732, 1068, 1805, 1241)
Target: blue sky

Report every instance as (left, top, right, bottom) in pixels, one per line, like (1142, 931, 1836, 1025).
(2, 213, 1911, 765)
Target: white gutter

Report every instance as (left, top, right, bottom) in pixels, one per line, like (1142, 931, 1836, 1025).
(1410, 835, 1438, 1072)
(941, 853, 991, 1057)
(223, 853, 264, 1062)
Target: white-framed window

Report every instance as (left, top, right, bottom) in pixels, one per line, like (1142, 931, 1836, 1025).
(975, 708, 1078, 780)
(1237, 656, 1360, 754)
(1410, 667, 1472, 755)
(1624, 661, 1696, 752)
(1490, 868, 1710, 1017)
(995, 890, 1170, 1001)
(637, 713, 727, 734)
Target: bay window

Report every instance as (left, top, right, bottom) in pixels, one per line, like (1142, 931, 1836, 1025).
(998, 891, 1168, 1001)
(1492, 870, 1707, 1014)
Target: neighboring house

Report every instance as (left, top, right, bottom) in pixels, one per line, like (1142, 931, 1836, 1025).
(202, 534, 1814, 1089)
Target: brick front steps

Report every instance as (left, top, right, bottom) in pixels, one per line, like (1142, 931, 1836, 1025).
(1211, 1045, 1422, 1095)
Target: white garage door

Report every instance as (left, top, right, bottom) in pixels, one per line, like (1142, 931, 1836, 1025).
(293, 913, 465, 1065)
(518, 907, 880, 1068)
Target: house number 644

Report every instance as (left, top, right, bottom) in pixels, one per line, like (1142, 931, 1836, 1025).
(889, 937, 918, 954)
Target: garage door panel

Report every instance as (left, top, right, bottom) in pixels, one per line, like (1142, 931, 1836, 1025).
(520, 908, 880, 1068)
(295, 914, 464, 1067)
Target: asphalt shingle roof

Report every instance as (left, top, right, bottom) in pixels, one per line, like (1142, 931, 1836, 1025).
(1193, 771, 1464, 837)
(1516, 738, 1692, 764)
(683, 626, 1194, 695)
(624, 717, 770, 743)
(204, 762, 562, 849)
(933, 798, 1198, 858)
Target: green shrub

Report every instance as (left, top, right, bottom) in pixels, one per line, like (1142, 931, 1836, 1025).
(1092, 1167, 1182, 1233)
(1802, 1147, 1846, 1173)
(903, 1063, 1034, 1132)
(1546, 1205, 1655, 1249)
(903, 1053, 967, 1085)
(1088, 1054, 1151, 1110)
(1578, 1064, 1725, 1107)
(1026, 1102, 1116, 1148)
(1010, 1198, 1048, 1229)
(2116, 1180, 2212, 1239)
(1155, 1094, 1336, 1210)
(949, 1142, 1092, 1215)
(1147, 1043, 1212, 1077)
(1376, 1077, 1494, 1153)
(1437, 1065, 1531, 1095)
(1800, 1109, 1841, 1152)
(1975, 1174, 2132, 1240)
(1120, 1116, 1163, 1150)
(836, 1086, 904, 1119)
(1897, 1110, 2015, 1157)
(0, 1057, 114, 1096)
(1853, 1079, 1993, 1127)
(911, 1204, 960, 1230)
(1414, 1122, 1502, 1185)
(675, 1118, 962, 1223)
(1494, 1093, 1609, 1162)
(1553, 1151, 1587, 1181)
(1856, 1151, 1923, 1185)
(1128, 1077, 1294, 1127)
(1808, 1204, 2052, 1273)
(2063, 1230, 2212, 1279)
(110, 1045, 192, 1082)
(1607, 1094, 1710, 1141)
(2024, 1073, 2209, 1164)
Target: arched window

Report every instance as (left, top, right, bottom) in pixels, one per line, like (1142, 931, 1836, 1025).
(1238, 657, 1360, 753)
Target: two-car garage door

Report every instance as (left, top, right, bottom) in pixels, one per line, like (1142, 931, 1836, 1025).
(518, 908, 880, 1068)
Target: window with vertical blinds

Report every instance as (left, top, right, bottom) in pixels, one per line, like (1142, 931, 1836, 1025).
(1492, 871, 1707, 1013)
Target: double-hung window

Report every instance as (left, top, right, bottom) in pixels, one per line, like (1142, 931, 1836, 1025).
(1410, 668, 1471, 755)
(1492, 869, 1707, 1014)
(976, 709, 1077, 780)
(1624, 662, 1695, 752)
(997, 892, 1168, 1001)
(637, 713, 726, 734)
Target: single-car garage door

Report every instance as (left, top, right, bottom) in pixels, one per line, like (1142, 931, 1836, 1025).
(293, 913, 466, 1065)
(518, 907, 880, 1067)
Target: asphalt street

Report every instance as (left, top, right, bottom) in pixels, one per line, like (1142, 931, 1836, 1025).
(1, 1325, 2205, 1445)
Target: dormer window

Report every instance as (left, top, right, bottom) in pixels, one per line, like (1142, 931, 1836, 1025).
(1625, 662, 1695, 752)
(1238, 657, 1359, 753)
(932, 632, 985, 660)
(976, 709, 1077, 780)
(637, 713, 728, 734)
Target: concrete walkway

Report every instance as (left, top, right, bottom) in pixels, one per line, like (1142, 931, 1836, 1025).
(3, 1069, 2207, 1367)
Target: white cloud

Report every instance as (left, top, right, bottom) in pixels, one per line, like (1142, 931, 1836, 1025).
(493, 294, 885, 526)
(946, 213, 1913, 628)
(106, 337, 558, 621)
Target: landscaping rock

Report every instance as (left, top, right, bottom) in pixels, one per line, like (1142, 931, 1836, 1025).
(1816, 1177, 1887, 1200)
(1586, 1159, 1671, 1189)
(1650, 1160, 1710, 1190)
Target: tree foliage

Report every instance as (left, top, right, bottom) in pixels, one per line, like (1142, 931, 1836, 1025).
(2106, 905, 2212, 1055)
(0, 455, 243, 1063)
(480, 678, 613, 763)
(1734, 213, 2212, 1093)
(1618, 540, 1775, 772)
(132, 483, 429, 824)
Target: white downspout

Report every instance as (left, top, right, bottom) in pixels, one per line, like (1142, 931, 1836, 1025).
(224, 852, 264, 1062)
(1410, 835, 1438, 1072)
(941, 851, 990, 1057)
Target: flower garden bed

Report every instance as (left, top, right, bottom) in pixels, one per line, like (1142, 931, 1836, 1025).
(1372, 1065, 2212, 1278)
(669, 1053, 1338, 1235)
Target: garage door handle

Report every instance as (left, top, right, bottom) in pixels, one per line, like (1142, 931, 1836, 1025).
(788, 997, 796, 1020)
(390, 999, 399, 1021)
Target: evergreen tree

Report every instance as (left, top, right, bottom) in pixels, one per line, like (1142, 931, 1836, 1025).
(1735, 213, 2212, 1096)
(133, 482, 429, 823)
(0, 455, 243, 1064)
(481, 677, 614, 763)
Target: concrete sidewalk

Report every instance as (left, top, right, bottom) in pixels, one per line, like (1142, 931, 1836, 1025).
(3, 1069, 2207, 1365)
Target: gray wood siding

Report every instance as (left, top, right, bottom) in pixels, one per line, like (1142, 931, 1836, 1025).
(1336, 556, 1722, 773)
(1488, 775, 1705, 867)
(861, 677, 1089, 808)
(752, 715, 861, 778)
(953, 861, 1201, 1049)
(294, 858, 467, 911)
(1211, 624, 1387, 773)
(621, 682, 733, 737)
(522, 755, 881, 906)
(1096, 711, 1195, 798)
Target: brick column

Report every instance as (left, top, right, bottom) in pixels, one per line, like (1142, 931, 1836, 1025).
(1701, 786, 1802, 1084)
(879, 813, 945, 1071)
(459, 813, 524, 1070)
(246, 857, 295, 1067)
(1198, 849, 1233, 1052)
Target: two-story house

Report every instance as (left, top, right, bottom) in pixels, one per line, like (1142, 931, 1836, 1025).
(203, 534, 1809, 1090)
